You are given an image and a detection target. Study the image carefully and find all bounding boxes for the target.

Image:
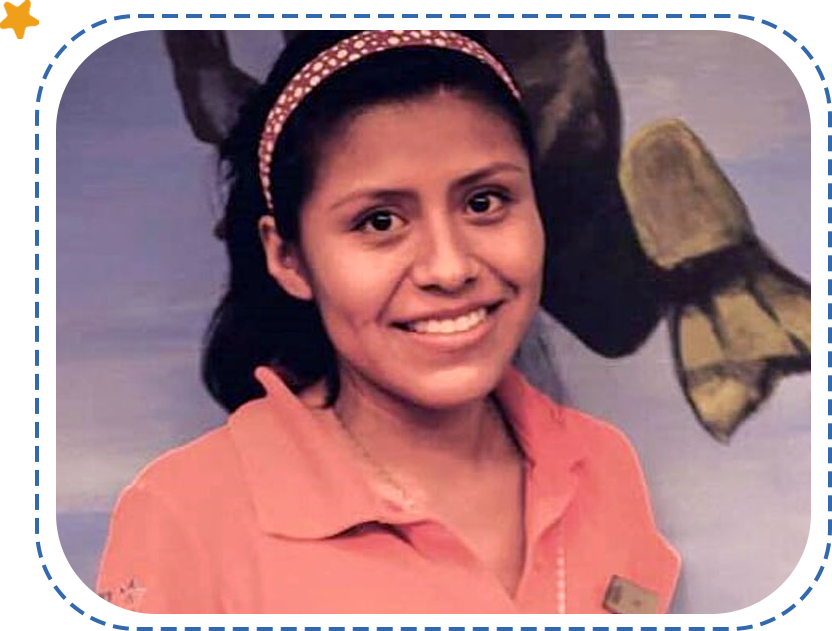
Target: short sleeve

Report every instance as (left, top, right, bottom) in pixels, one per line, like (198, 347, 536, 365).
(96, 481, 215, 613)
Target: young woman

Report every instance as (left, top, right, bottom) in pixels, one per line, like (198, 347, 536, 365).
(96, 30, 680, 614)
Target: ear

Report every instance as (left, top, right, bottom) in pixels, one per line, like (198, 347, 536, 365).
(258, 215, 314, 301)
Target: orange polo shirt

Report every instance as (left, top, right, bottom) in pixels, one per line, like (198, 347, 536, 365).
(96, 366, 680, 614)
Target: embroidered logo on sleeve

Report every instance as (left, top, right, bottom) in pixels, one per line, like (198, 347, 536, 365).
(116, 577, 147, 610)
(97, 577, 147, 611)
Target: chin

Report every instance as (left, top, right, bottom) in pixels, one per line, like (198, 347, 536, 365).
(390, 363, 507, 410)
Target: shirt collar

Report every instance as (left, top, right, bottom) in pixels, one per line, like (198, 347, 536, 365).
(228, 366, 392, 539)
(230, 365, 588, 540)
(495, 368, 588, 540)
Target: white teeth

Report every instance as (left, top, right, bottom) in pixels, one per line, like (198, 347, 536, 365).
(409, 307, 488, 334)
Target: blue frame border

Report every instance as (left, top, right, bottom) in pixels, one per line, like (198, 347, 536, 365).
(40, 15, 832, 629)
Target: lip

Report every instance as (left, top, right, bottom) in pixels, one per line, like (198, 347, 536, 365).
(390, 300, 504, 352)
(391, 300, 504, 327)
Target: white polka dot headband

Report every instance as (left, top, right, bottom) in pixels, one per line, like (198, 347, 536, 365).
(257, 30, 522, 211)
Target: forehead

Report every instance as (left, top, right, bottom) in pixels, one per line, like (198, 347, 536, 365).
(311, 91, 528, 189)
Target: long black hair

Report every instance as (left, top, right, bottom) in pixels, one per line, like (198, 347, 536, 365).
(202, 31, 538, 412)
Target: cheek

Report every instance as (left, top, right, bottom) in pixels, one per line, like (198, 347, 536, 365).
(480, 210, 546, 288)
(303, 240, 407, 329)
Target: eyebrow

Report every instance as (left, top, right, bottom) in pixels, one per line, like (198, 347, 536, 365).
(327, 162, 527, 211)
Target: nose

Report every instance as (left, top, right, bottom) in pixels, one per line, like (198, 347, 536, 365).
(410, 215, 480, 293)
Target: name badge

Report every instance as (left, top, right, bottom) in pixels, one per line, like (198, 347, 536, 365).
(603, 575, 659, 614)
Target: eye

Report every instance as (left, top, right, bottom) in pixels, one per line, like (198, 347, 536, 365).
(466, 190, 510, 216)
(354, 209, 404, 233)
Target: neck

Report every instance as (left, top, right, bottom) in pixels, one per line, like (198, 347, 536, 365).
(332, 366, 520, 483)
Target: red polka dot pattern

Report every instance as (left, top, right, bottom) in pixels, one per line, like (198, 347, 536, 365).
(257, 30, 521, 211)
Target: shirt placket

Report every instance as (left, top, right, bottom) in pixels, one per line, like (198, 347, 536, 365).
(512, 454, 581, 613)
(554, 523, 566, 613)
(513, 518, 566, 612)
(401, 519, 520, 612)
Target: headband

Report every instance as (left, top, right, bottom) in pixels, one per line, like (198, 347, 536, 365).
(257, 30, 522, 211)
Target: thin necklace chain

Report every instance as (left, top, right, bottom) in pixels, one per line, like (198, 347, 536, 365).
(332, 410, 414, 508)
(332, 396, 506, 510)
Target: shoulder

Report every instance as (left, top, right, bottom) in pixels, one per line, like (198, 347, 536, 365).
(544, 399, 654, 505)
(121, 424, 242, 512)
(98, 423, 250, 610)
(501, 368, 650, 487)
(552, 400, 626, 440)
(515, 372, 643, 470)
(98, 428, 233, 612)
(558, 403, 644, 470)
(134, 424, 234, 482)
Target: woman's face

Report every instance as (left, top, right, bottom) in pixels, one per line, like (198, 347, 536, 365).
(265, 91, 545, 410)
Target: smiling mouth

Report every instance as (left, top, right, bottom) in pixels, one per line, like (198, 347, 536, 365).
(393, 302, 503, 335)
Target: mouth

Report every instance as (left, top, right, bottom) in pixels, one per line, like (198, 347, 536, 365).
(392, 302, 503, 335)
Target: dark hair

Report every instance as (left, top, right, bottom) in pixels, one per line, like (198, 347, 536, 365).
(202, 31, 538, 412)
